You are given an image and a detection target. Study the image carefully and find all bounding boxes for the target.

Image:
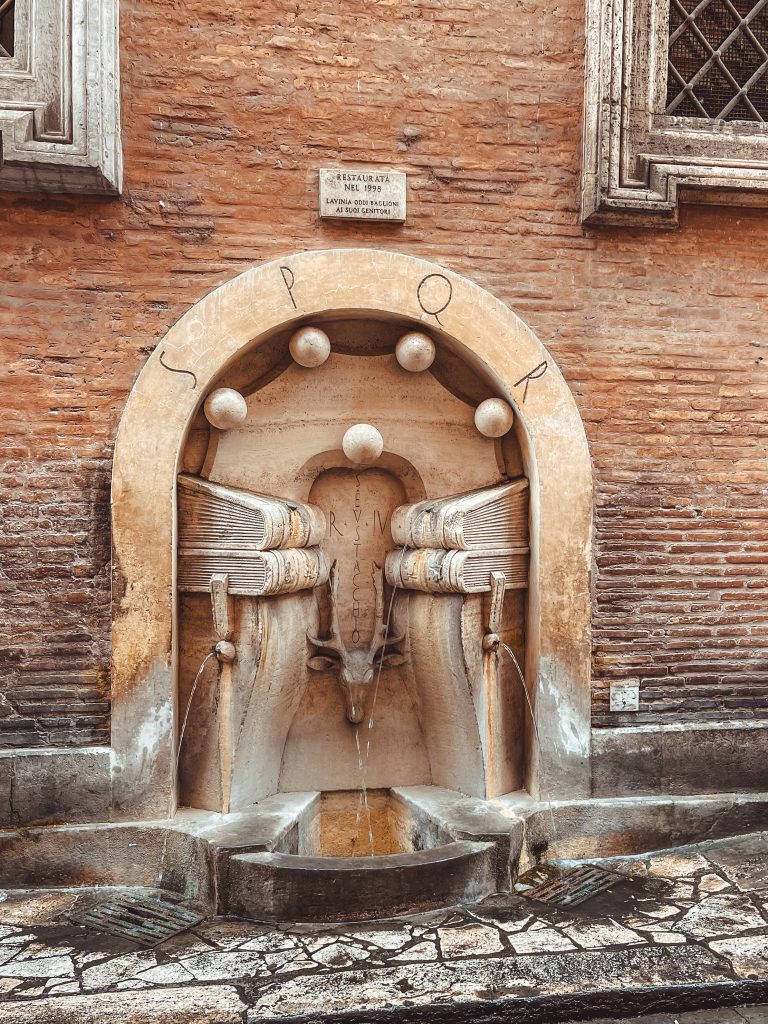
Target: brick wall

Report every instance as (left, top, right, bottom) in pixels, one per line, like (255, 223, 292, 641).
(0, 0, 766, 747)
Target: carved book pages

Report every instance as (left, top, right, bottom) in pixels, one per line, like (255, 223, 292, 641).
(177, 474, 328, 595)
(384, 548, 528, 594)
(178, 547, 330, 596)
(390, 479, 529, 551)
(178, 474, 325, 550)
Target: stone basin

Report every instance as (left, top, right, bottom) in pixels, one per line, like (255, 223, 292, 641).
(0, 788, 766, 924)
(221, 789, 504, 922)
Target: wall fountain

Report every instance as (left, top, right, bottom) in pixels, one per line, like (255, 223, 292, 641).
(172, 313, 532, 920)
(2, 252, 761, 929)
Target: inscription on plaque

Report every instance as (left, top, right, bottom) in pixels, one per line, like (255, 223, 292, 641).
(319, 168, 406, 222)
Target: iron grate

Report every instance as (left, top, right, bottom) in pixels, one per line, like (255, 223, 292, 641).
(70, 890, 205, 948)
(522, 865, 621, 908)
(666, 0, 768, 122)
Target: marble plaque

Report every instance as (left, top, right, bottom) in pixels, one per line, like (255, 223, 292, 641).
(319, 168, 406, 222)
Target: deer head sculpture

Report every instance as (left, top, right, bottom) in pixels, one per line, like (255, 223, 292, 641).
(307, 562, 406, 724)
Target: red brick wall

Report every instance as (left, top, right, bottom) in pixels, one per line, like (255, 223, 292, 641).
(1, 0, 766, 747)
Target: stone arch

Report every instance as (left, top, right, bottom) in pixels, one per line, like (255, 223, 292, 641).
(110, 249, 593, 819)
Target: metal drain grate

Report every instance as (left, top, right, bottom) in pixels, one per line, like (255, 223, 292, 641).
(523, 865, 620, 908)
(70, 890, 205, 947)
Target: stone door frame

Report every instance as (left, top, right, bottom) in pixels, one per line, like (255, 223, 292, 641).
(110, 249, 593, 819)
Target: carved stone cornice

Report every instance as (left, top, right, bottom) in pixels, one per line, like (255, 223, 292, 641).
(582, 0, 768, 226)
(0, 0, 121, 194)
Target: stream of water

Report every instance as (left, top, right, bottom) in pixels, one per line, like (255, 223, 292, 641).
(353, 545, 409, 857)
(498, 641, 561, 859)
(173, 650, 217, 793)
(353, 725, 375, 856)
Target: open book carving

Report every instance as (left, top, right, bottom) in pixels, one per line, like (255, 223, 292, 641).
(386, 479, 529, 594)
(385, 547, 527, 593)
(177, 475, 328, 596)
(178, 474, 325, 551)
(178, 547, 329, 596)
(390, 478, 528, 551)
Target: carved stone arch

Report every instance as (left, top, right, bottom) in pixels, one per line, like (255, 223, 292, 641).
(111, 249, 593, 819)
(296, 449, 428, 506)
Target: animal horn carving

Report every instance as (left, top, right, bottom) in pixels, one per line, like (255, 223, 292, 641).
(308, 561, 406, 724)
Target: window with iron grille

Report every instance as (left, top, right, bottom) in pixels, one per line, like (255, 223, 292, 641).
(666, 0, 768, 121)
(583, 0, 768, 224)
(0, 0, 14, 58)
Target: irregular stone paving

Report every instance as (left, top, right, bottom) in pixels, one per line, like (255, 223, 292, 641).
(2, 832, 768, 1021)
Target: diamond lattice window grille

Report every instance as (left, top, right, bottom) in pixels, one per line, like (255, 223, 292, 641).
(666, 0, 768, 120)
(0, 0, 14, 58)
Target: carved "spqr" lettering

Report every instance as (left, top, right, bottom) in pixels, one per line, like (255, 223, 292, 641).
(159, 351, 198, 390)
(514, 360, 548, 403)
(280, 265, 297, 309)
(417, 273, 452, 325)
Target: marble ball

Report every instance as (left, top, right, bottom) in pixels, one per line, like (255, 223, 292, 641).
(289, 326, 331, 367)
(203, 388, 248, 430)
(395, 330, 436, 372)
(474, 397, 515, 438)
(342, 423, 384, 465)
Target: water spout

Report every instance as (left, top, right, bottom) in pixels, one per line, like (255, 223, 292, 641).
(498, 641, 560, 858)
(173, 650, 217, 793)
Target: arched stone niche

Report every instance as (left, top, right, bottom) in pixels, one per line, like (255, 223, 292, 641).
(111, 249, 593, 820)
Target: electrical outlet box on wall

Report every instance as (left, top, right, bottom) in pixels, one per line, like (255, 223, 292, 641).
(610, 679, 640, 713)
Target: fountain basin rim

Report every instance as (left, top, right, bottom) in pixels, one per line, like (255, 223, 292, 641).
(232, 839, 494, 872)
(1, 788, 767, 923)
(225, 839, 500, 921)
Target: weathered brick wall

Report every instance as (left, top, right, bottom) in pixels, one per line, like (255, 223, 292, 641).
(0, 0, 766, 747)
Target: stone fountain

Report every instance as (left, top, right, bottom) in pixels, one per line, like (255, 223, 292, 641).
(2, 251, 763, 929)
(171, 313, 532, 920)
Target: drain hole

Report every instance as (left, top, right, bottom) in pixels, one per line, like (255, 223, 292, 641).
(519, 865, 622, 908)
(70, 889, 205, 948)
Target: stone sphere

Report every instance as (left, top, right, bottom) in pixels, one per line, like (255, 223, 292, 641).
(474, 398, 515, 438)
(395, 330, 436, 372)
(215, 640, 236, 664)
(203, 388, 248, 430)
(289, 326, 331, 367)
(342, 423, 384, 465)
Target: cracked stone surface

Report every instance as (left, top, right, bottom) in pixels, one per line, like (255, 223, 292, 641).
(2, 832, 768, 1021)
(710, 934, 768, 979)
(674, 895, 767, 939)
(0, 985, 246, 1023)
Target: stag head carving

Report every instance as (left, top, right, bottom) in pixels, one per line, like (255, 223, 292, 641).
(307, 562, 406, 724)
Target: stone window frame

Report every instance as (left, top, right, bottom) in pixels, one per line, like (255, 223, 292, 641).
(582, 0, 768, 226)
(0, 0, 121, 194)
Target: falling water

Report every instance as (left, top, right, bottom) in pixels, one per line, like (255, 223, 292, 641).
(498, 641, 560, 858)
(354, 726, 375, 856)
(353, 521, 434, 856)
(173, 651, 217, 791)
(352, 543, 410, 857)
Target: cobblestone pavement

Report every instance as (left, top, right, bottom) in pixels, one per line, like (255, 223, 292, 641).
(1, 832, 768, 1021)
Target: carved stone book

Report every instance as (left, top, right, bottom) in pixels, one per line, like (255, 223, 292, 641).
(385, 547, 528, 594)
(178, 474, 325, 551)
(390, 479, 528, 551)
(178, 547, 330, 596)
